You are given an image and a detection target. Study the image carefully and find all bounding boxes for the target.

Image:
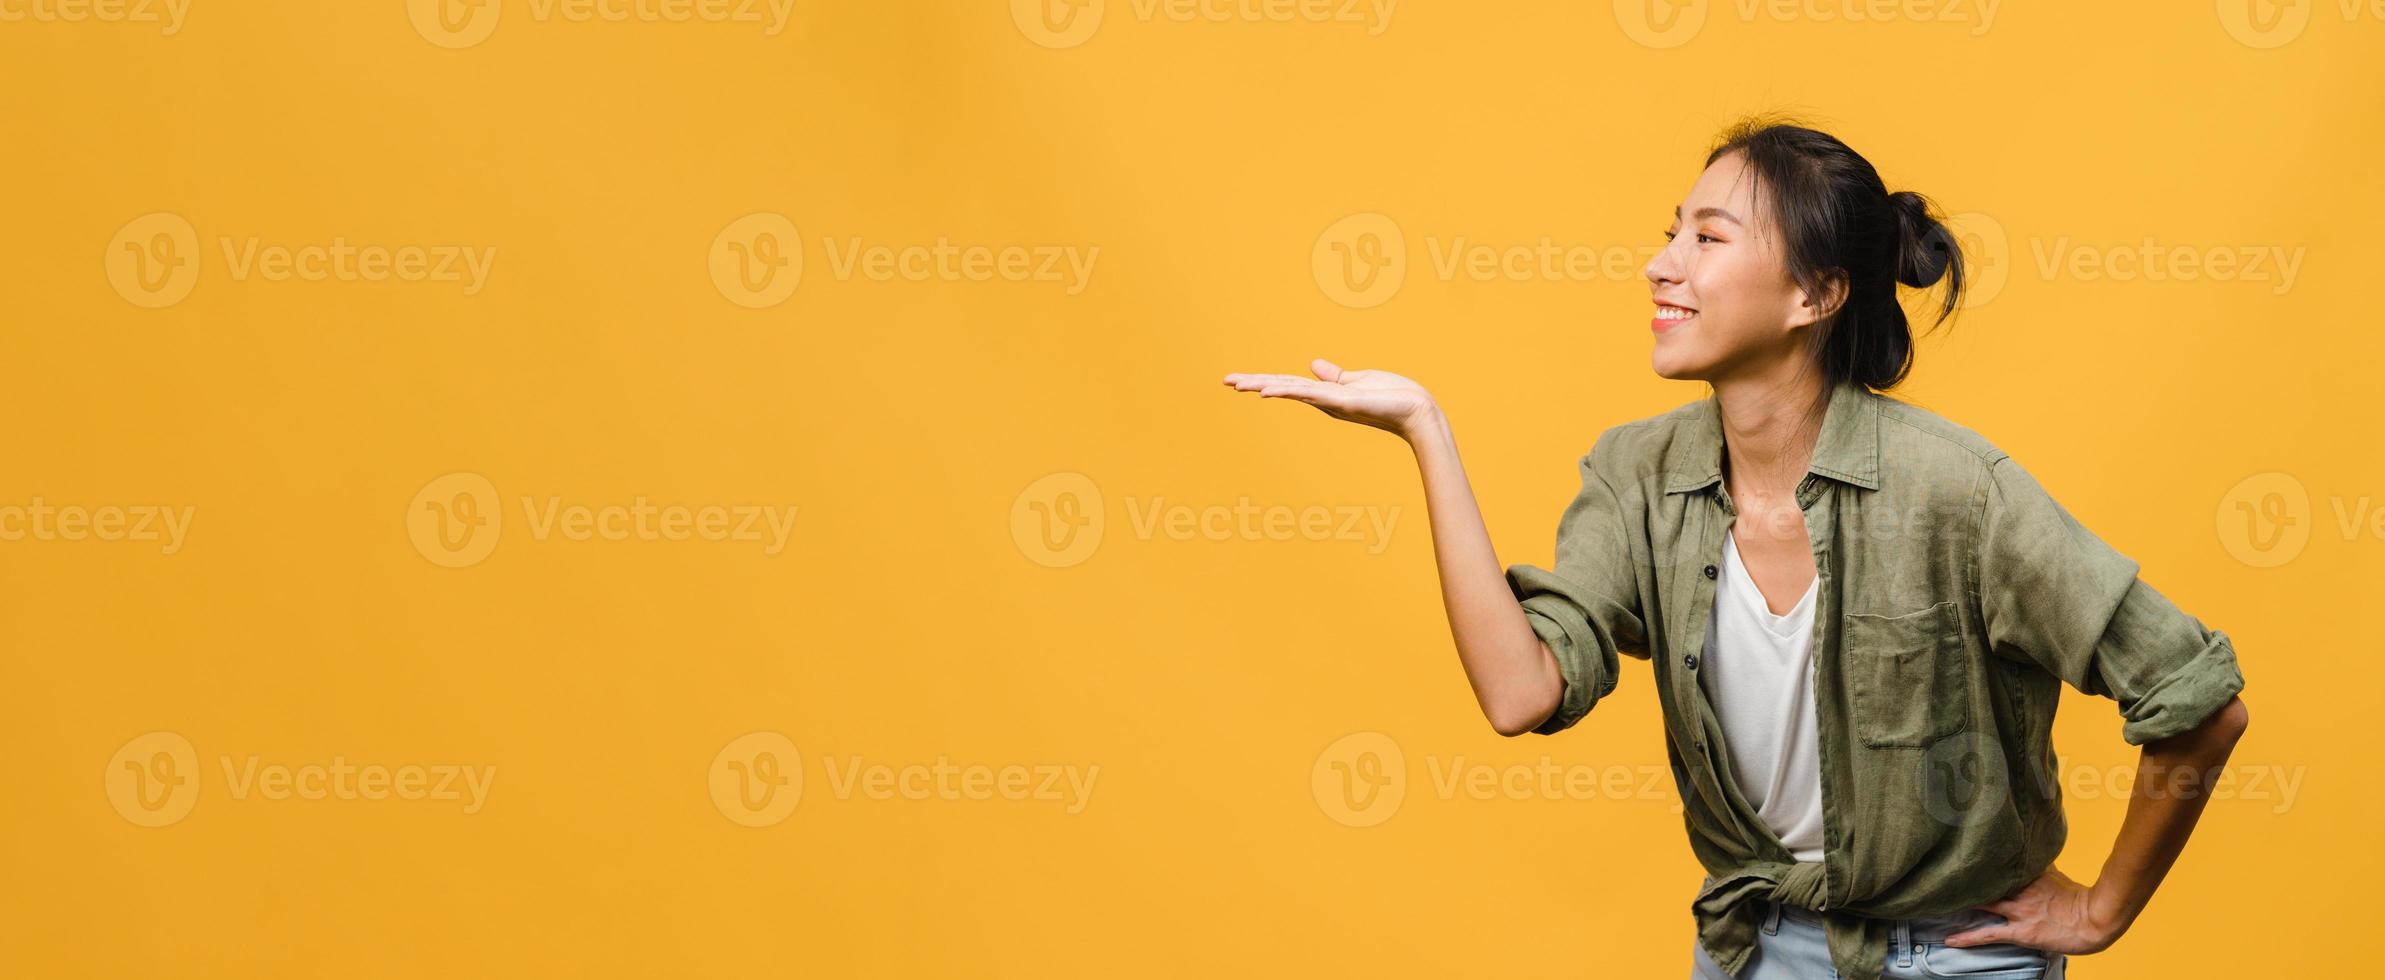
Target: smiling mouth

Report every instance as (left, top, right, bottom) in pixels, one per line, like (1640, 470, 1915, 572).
(1653, 303, 1698, 331)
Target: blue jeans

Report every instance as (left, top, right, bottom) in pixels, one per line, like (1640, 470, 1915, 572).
(1691, 896, 2070, 979)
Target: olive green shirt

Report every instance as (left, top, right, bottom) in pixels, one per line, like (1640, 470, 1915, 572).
(1505, 379, 2246, 980)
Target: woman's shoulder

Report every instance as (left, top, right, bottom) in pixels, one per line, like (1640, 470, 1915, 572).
(1581, 397, 1705, 471)
(1872, 391, 2012, 473)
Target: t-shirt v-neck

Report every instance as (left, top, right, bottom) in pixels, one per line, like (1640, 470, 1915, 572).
(1723, 527, 1818, 634)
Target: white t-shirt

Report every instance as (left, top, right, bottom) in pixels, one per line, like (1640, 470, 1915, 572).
(1698, 527, 1827, 863)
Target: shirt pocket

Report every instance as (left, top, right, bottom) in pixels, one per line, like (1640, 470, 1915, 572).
(1843, 599, 1970, 748)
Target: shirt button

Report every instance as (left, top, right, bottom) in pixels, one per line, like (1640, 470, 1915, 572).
(1703, 564, 1718, 579)
(1683, 653, 1699, 670)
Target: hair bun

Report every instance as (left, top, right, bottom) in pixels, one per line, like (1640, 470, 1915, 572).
(1888, 190, 1955, 289)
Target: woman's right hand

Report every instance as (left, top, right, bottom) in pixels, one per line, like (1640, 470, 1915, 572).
(1220, 358, 1439, 439)
(1220, 356, 1561, 735)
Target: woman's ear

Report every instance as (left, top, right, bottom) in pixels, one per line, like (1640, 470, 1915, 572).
(1787, 270, 1848, 329)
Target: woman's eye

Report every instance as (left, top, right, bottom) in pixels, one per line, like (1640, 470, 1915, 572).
(1697, 233, 1720, 244)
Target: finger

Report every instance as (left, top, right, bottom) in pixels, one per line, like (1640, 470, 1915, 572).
(1942, 927, 2013, 948)
(1225, 373, 1304, 391)
(1257, 380, 1327, 400)
(1261, 381, 1354, 411)
(1310, 358, 1345, 383)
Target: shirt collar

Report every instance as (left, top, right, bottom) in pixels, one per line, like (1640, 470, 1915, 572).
(1663, 378, 1883, 495)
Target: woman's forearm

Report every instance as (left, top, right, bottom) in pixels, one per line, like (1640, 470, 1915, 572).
(2089, 695, 2251, 936)
(1403, 406, 1563, 736)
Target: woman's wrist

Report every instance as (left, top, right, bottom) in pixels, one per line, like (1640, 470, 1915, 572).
(1401, 402, 1450, 448)
(2083, 874, 2142, 944)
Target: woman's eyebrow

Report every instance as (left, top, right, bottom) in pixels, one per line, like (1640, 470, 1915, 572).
(1672, 205, 1744, 225)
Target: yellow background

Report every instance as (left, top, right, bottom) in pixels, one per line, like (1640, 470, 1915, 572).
(4, 1, 2379, 976)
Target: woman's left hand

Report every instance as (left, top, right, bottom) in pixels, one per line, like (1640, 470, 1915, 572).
(1943, 865, 2127, 954)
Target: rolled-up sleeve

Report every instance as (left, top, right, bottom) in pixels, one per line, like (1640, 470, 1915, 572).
(1504, 427, 1650, 736)
(1974, 453, 2246, 745)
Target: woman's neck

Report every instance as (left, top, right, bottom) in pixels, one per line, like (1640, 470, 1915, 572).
(1713, 371, 1828, 500)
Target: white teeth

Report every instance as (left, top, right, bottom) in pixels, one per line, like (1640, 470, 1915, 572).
(1657, 306, 1696, 320)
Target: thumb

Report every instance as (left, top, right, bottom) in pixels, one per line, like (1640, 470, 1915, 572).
(1310, 358, 1345, 383)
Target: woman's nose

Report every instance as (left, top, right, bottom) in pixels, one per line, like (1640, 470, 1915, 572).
(1645, 246, 1678, 286)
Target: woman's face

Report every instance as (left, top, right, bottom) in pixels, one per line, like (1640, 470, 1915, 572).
(1644, 150, 1831, 382)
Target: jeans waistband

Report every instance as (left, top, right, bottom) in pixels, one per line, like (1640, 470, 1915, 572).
(1768, 899, 2005, 944)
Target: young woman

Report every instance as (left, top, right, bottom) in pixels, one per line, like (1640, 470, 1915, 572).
(1223, 118, 2249, 979)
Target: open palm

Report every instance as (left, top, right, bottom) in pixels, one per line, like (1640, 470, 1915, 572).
(1221, 359, 1436, 437)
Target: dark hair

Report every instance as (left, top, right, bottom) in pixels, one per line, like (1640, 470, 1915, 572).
(1703, 114, 1965, 395)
